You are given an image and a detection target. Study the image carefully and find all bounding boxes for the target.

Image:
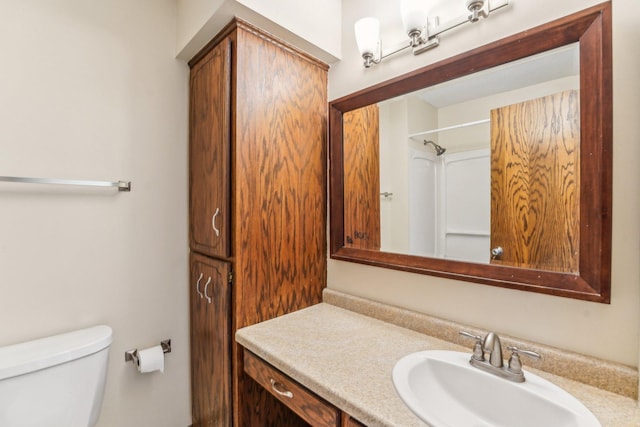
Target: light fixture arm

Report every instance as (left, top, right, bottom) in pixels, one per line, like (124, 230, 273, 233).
(363, 38, 420, 68)
(358, 0, 510, 68)
(429, 0, 508, 39)
(377, 39, 417, 63)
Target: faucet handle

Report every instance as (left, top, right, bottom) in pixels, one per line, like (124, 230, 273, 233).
(507, 346, 541, 374)
(459, 331, 485, 361)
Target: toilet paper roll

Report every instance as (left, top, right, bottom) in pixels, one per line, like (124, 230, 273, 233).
(136, 345, 165, 373)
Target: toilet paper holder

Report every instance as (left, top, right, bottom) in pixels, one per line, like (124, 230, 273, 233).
(124, 339, 171, 364)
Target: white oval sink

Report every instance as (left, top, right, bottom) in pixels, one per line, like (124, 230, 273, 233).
(392, 350, 601, 427)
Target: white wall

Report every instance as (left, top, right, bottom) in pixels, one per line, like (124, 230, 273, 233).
(379, 97, 438, 254)
(0, 1, 190, 426)
(329, 0, 640, 368)
(0, 1, 636, 425)
(379, 99, 409, 253)
(237, 0, 341, 59)
(176, 0, 224, 52)
(176, 0, 341, 63)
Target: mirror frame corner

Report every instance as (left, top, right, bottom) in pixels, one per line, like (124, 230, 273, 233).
(329, 2, 612, 303)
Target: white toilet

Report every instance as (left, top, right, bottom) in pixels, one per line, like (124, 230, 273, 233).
(0, 325, 112, 427)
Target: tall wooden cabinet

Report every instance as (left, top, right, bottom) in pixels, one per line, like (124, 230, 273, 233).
(188, 19, 328, 427)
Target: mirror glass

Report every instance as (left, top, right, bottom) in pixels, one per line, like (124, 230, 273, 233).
(330, 4, 611, 302)
(351, 44, 579, 272)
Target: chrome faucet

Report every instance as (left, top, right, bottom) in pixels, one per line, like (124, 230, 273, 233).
(482, 332, 504, 368)
(460, 331, 541, 383)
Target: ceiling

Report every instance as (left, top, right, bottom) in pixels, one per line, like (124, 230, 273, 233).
(412, 42, 579, 108)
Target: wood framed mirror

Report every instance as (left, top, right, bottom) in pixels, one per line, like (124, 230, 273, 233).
(329, 3, 612, 302)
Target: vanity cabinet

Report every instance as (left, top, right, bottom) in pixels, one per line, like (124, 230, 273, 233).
(244, 351, 367, 427)
(341, 415, 367, 427)
(188, 18, 328, 427)
(244, 351, 339, 427)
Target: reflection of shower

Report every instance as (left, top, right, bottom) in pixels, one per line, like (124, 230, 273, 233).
(423, 140, 446, 156)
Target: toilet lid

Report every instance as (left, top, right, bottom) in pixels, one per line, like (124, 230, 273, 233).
(0, 325, 112, 380)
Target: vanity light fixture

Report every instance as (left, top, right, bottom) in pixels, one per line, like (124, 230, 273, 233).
(354, 0, 510, 68)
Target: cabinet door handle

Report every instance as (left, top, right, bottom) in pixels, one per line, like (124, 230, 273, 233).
(269, 378, 293, 399)
(203, 276, 212, 304)
(211, 208, 220, 237)
(491, 246, 503, 259)
(195, 273, 204, 299)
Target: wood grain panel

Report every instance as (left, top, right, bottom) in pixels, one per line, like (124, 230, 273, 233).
(189, 19, 328, 427)
(190, 253, 232, 427)
(343, 105, 381, 250)
(244, 351, 339, 427)
(230, 22, 328, 427)
(189, 38, 231, 259)
(238, 368, 312, 427)
(491, 90, 580, 272)
(233, 24, 327, 329)
(341, 414, 367, 427)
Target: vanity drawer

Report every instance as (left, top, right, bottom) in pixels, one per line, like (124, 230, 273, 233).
(244, 350, 340, 427)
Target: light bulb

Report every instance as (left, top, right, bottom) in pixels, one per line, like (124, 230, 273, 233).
(401, 0, 428, 36)
(354, 17, 380, 56)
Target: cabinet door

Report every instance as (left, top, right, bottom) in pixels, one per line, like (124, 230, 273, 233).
(490, 90, 579, 272)
(190, 253, 232, 427)
(189, 38, 231, 258)
(343, 104, 381, 250)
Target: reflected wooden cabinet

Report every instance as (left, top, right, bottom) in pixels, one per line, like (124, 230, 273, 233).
(342, 105, 381, 250)
(188, 18, 328, 427)
(490, 90, 580, 273)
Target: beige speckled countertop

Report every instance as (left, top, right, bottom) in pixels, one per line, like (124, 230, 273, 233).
(236, 302, 640, 427)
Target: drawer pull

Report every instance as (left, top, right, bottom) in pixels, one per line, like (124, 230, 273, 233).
(195, 273, 204, 299)
(270, 378, 293, 399)
(212, 207, 220, 237)
(203, 276, 212, 304)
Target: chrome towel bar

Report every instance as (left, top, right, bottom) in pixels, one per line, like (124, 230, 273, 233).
(0, 176, 131, 191)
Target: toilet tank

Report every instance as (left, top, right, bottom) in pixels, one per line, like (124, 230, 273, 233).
(0, 325, 112, 427)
